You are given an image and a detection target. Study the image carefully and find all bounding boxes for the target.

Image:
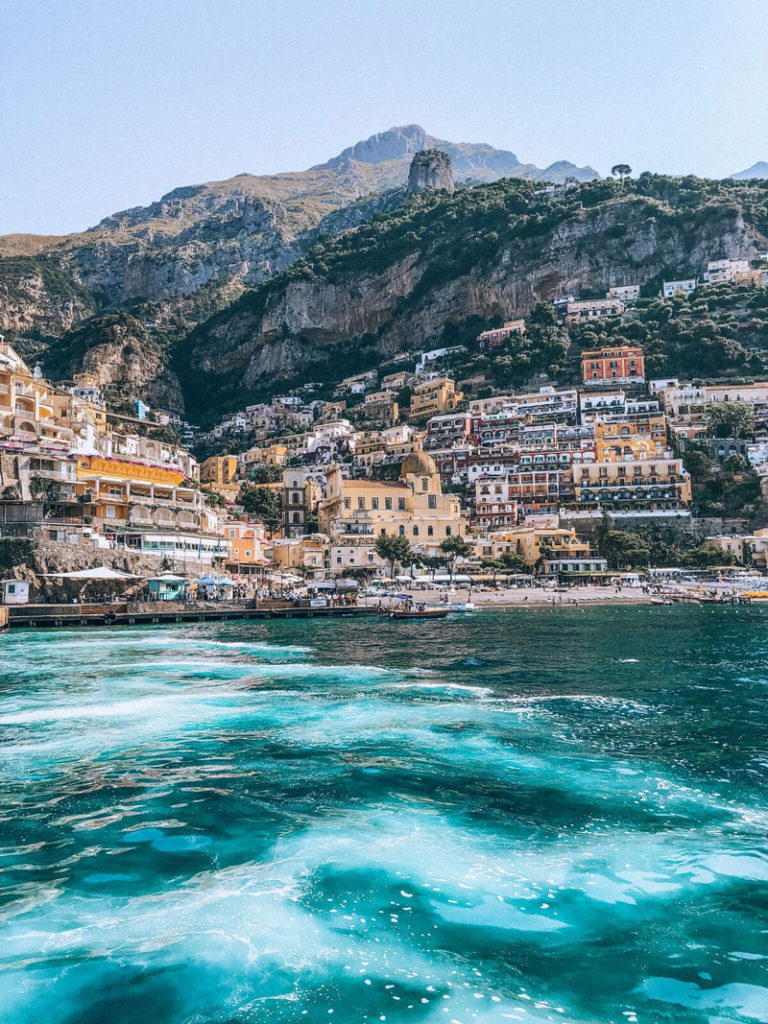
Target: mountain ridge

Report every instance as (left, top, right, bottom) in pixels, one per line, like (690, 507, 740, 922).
(731, 162, 768, 180)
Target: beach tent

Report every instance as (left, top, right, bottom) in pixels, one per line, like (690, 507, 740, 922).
(44, 566, 140, 580)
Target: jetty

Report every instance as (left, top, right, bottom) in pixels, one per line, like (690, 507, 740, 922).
(4, 600, 376, 629)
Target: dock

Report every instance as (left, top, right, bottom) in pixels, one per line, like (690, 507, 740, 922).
(3, 601, 377, 629)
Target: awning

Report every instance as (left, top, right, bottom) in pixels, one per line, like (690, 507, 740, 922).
(43, 566, 140, 581)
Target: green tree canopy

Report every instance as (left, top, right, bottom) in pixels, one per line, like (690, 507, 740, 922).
(374, 533, 413, 578)
(601, 530, 651, 569)
(439, 535, 472, 580)
(240, 485, 282, 533)
(707, 402, 755, 439)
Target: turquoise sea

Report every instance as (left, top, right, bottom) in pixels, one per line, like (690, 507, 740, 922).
(1, 607, 767, 1024)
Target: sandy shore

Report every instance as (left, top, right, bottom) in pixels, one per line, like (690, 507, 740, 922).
(363, 584, 656, 609)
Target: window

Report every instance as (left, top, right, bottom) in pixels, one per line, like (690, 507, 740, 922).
(385, 497, 392, 510)
(371, 497, 379, 510)
(398, 526, 405, 536)
(413, 525, 419, 536)
(446, 526, 452, 537)
(292, 512, 301, 524)
(398, 498, 405, 511)
(422, 477, 429, 491)
(428, 494, 436, 509)
(344, 498, 351, 509)
(428, 525, 434, 537)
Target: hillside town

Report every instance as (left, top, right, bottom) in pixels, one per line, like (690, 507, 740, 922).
(3, 254, 768, 605)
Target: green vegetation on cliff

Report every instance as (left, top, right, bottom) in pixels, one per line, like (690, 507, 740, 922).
(177, 173, 768, 420)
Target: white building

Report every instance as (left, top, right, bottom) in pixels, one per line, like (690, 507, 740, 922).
(662, 279, 698, 298)
(704, 259, 750, 284)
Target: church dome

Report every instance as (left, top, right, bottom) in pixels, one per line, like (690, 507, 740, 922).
(400, 451, 438, 477)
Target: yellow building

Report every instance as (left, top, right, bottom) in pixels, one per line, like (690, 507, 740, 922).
(594, 416, 668, 462)
(409, 378, 463, 422)
(242, 443, 289, 467)
(319, 452, 467, 569)
(200, 455, 240, 500)
(475, 520, 605, 574)
(223, 521, 269, 566)
(201, 455, 238, 486)
(362, 390, 399, 427)
(0, 338, 106, 482)
(75, 456, 210, 531)
(271, 535, 330, 571)
(574, 457, 692, 511)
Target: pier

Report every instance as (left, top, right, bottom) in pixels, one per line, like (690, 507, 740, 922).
(4, 601, 377, 629)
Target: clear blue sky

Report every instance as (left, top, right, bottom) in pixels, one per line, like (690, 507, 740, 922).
(2, 0, 767, 236)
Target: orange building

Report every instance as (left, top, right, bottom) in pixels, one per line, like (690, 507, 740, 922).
(224, 522, 269, 566)
(581, 346, 645, 386)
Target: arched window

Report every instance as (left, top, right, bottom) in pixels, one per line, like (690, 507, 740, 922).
(398, 525, 405, 536)
(292, 512, 301, 524)
(413, 525, 419, 536)
(446, 526, 452, 537)
(427, 526, 434, 537)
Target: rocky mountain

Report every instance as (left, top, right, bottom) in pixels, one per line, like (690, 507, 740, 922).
(0, 125, 599, 351)
(731, 162, 768, 180)
(312, 124, 599, 185)
(3, 131, 768, 428)
(175, 170, 768, 424)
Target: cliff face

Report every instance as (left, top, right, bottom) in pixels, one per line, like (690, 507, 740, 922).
(44, 313, 184, 412)
(179, 190, 762, 420)
(0, 125, 599, 350)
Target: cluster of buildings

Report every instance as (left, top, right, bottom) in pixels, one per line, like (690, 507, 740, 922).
(663, 258, 768, 298)
(195, 337, 702, 578)
(0, 337, 246, 570)
(6, 251, 768, 585)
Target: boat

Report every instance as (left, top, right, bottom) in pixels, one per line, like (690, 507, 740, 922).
(388, 607, 450, 620)
(449, 601, 476, 612)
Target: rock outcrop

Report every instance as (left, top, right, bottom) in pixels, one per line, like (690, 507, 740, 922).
(407, 150, 454, 195)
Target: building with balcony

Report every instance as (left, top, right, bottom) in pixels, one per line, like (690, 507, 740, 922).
(362, 390, 399, 428)
(565, 298, 625, 324)
(581, 346, 645, 386)
(474, 477, 519, 532)
(409, 378, 463, 422)
(425, 413, 473, 450)
(662, 278, 698, 298)
(574, 457, 691, 512)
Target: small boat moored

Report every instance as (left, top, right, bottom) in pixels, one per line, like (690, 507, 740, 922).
(387, 599, 450, 620)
